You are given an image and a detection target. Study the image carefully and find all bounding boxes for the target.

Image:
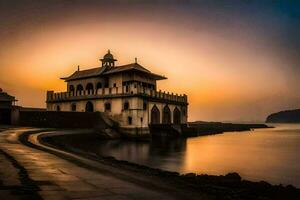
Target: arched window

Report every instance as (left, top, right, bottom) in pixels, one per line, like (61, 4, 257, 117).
(69, 85, 75, 93)
(150, 105, 160, 124)
(71, 103, 76, 112)
(128, 116, 132, 125)
(173, 107, 181, 124)
(143, 101, 147, 110)
(86, 83, 94, 95)
(105, 102, 111, 112)
(123, 101, 129, 110)
(85, 101, 94, 112)
(162, 105, 171, 124)
(76, 84, 83, 95)
(182, 107, 186, 116)
(96, 82, 102, 90)
(56, 105, 61, 112)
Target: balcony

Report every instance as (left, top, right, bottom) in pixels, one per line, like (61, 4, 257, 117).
(47, 85, 187, 104)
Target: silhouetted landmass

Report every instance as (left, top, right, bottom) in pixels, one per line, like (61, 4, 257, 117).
(266, 109, 300, 123)
(183, 121, 270, 137)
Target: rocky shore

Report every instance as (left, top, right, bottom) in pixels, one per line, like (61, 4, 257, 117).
(41, 132, 300, 200)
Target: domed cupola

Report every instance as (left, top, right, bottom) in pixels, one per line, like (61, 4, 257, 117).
(100, 50, 117, 67)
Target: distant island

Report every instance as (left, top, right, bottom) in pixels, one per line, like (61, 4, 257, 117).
(266, 109, 300, 123)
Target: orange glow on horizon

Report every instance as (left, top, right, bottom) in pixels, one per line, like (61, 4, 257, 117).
(0, 6, 298, 122)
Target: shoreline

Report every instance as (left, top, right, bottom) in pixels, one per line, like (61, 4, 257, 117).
(183, 122, 271, 137)
(37, 131, 300, 200)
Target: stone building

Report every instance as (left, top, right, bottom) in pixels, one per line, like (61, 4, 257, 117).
(46, 51, 188, 135)
(0, 88, 16, 124)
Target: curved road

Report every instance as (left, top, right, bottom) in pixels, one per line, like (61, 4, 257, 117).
(0, 127, 205, 200)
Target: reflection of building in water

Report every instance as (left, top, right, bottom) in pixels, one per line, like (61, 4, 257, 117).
(0, 88, 17, 125)
(46, 50, 188, 135)
(95, 138, 187, 172)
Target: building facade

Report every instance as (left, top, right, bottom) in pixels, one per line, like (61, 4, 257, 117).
(46, 51, 188, 134)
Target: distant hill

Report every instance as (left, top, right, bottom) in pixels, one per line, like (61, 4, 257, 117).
(266, 109, 300, 123)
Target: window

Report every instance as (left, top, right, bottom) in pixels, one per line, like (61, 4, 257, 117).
(182, 108, 186, 116)
(113, 83, 116, 87)
(134, 84, 137, 88)
(96, 82, 102, 89)
(86, 83, 94, 94)
(76, 84, 84, 95)
(140, 117, 143, 123)
(128, 117, 132, 125)
(143, 101, 147, 110)
(71, 104, 76, 112)
(69, 85, 75, 93)
(126, 85, 129, 92)
(105, 102, 111, 111)
(56, 105, 61, 112)
(124, 102, 129, 110)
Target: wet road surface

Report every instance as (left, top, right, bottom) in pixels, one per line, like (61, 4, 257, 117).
(0, 127, 184, 200)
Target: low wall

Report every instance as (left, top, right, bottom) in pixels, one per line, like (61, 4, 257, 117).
(0, 108, 11, 125)
(14, 110, 109, 129)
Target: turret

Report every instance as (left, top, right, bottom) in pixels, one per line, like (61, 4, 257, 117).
(100, 50, 117, 67)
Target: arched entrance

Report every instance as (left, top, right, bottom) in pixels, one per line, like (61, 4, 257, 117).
(150, 105, 160, 124)
(173, 107, 181, 124)
(85, 101, 94, 112)
(162, 105, 171, 124)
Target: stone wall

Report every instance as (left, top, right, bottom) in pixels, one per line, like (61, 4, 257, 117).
(0, 108, 11, 125)
(14, 110, 110, 129)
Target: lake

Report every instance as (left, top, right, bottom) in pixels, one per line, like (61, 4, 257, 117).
(94, 124, 300, 187)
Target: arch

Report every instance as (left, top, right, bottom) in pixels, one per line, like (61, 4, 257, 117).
(76, 84, 83, 95)
(96, 82, 102, 90)
(105, 102, 111, 112)
(143, 101, 147, 110)
(56, 105, 61, 112)
(71, 103, 76, 112)
(162, 105, 171, 124)
(150, 105, 160, 124)
(128, 116, 132, 125)
(173, 107, 181, 124)
(85, 101, 94, 112)
(123, 101, 129, 110)
(69, 85, 75, 93)
(86, 83, 94, 95)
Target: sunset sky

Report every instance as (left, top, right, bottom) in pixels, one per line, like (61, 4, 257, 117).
(0, 0, 300, 122)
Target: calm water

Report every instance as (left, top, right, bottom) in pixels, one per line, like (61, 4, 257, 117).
(95, 124, 300, 187)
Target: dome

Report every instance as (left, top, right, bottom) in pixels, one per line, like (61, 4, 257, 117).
(103, 50, 114, 60)
(100, 50, 117, 67)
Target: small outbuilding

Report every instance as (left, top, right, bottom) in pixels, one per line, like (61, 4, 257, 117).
(0, 88, 16, 125)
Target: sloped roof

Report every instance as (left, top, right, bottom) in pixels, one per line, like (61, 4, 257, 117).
(62, 63, 166, 81)
(103, 63, 151, 74)
(61, 67, 106, 81)
(0, 92, 15, 102)
(103, 63, 166, 80)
